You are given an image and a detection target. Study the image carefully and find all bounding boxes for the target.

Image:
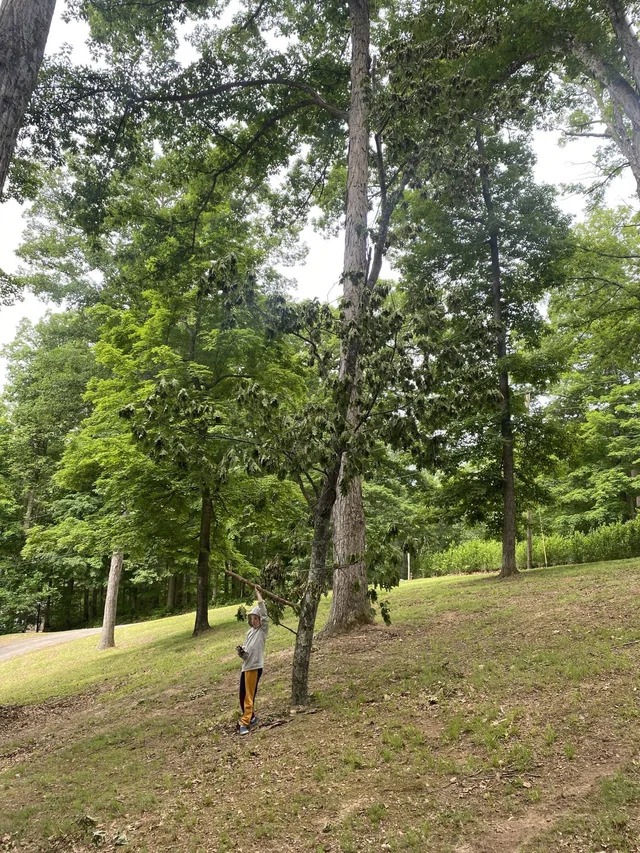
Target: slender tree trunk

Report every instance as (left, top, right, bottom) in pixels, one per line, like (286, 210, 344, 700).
(166, 573, 177, 611)
(0, 0, 56, 193)
(97, 550, 124, 651)
(91, 586, 98, 620)
(476, 126, 517, 578)
(211, 567, 219, 604)
(83, 587, 89, 624)
(526, 510, 533, 569)
(23, 489, 35, 530)
(324, 0, 373, 637)
(192, 487, 213, 636)
(291, 458, 343, 705)
(64, 577, 74, 629)
(43, 595, 50, 631)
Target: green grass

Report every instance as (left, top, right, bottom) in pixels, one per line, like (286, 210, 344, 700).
(0, 605, 300, 706)
(2, 558, 640, 852)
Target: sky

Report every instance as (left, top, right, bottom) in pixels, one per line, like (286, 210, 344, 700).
(0, 4, 638, 386)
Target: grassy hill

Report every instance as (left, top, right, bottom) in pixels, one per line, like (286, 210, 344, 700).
(2, 560, 640, 852)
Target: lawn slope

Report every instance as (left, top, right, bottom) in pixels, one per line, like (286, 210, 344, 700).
(2, 560, 640, 852)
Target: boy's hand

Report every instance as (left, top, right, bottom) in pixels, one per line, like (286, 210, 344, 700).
(255, 588, 264, 602)
(236, 645, 246, 658)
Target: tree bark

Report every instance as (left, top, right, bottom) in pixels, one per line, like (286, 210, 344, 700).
(324, 0, 373, 637)
(0, 0, 56, 194)
(476, 127, 518, 578)
(323, 470, 372, 635)
(192, 487, 213, 636)
(97, 550, 124, 651)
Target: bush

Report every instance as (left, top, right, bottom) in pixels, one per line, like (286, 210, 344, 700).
(420, 517, 640, 576)
(423, 539, 502, 576)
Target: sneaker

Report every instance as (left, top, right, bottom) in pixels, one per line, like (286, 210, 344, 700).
(250, 715, 258, 728)
(238, 724, 250, 735)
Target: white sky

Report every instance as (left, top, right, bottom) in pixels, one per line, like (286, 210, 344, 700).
(0, 4, 638, 386)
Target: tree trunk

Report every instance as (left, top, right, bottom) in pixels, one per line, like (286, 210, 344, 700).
(601, 0, 640, 92)
(64, 577, 74, 629)
(526, 510, 533, 570)
(290, 0, 376, 703)
(476, 126, 518, 578)
(323, 470, 371, 636)
(324, 0, 373, 637)
(23, 488, 35, 530)
(211, 566, 219, 604)
(192, 487, 213, 636)
(166, 573, 177, 611)
(97, 550, 124, 651)
(0, 0, 56, 193)
(83, 587, 89, 624)
(291, 457, 343, 705)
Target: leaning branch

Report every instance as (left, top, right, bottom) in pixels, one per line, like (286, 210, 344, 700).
(137, 77, 348, 122)
(224, 568, 298, 610)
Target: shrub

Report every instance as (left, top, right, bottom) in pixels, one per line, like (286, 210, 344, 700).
(420, 517, 640, 576)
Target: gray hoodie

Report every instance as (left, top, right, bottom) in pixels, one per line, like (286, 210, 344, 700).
(241, 600, 269, 671)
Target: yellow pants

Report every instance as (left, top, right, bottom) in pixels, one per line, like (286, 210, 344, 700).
(239, 668, 262, 726)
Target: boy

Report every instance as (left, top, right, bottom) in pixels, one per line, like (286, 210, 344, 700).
(236, 588, 268, 735)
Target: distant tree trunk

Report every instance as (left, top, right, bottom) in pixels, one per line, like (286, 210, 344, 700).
(323, 0, 373, 638)
(166, 573, 177, 611)
(526, 510, 533, 570)
(83, 587, 89, 624)
(64, 577, 74, 629)
(23, 489, 35, 530)
(91, 586, 98, 620)
(42, 594, 50, 631)
(0, 0, 56, 194)
(476, 126, 518, 578)
(211, 567, 219, 604)
(192, 487, 213, 636)
(182, 571, 190, 608)
(97, 550, 124, 651)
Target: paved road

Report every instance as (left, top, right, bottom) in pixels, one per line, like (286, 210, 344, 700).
(0, 628, 102, 662)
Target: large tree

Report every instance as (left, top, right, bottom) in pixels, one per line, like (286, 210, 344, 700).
(396, 130, 570, 576)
